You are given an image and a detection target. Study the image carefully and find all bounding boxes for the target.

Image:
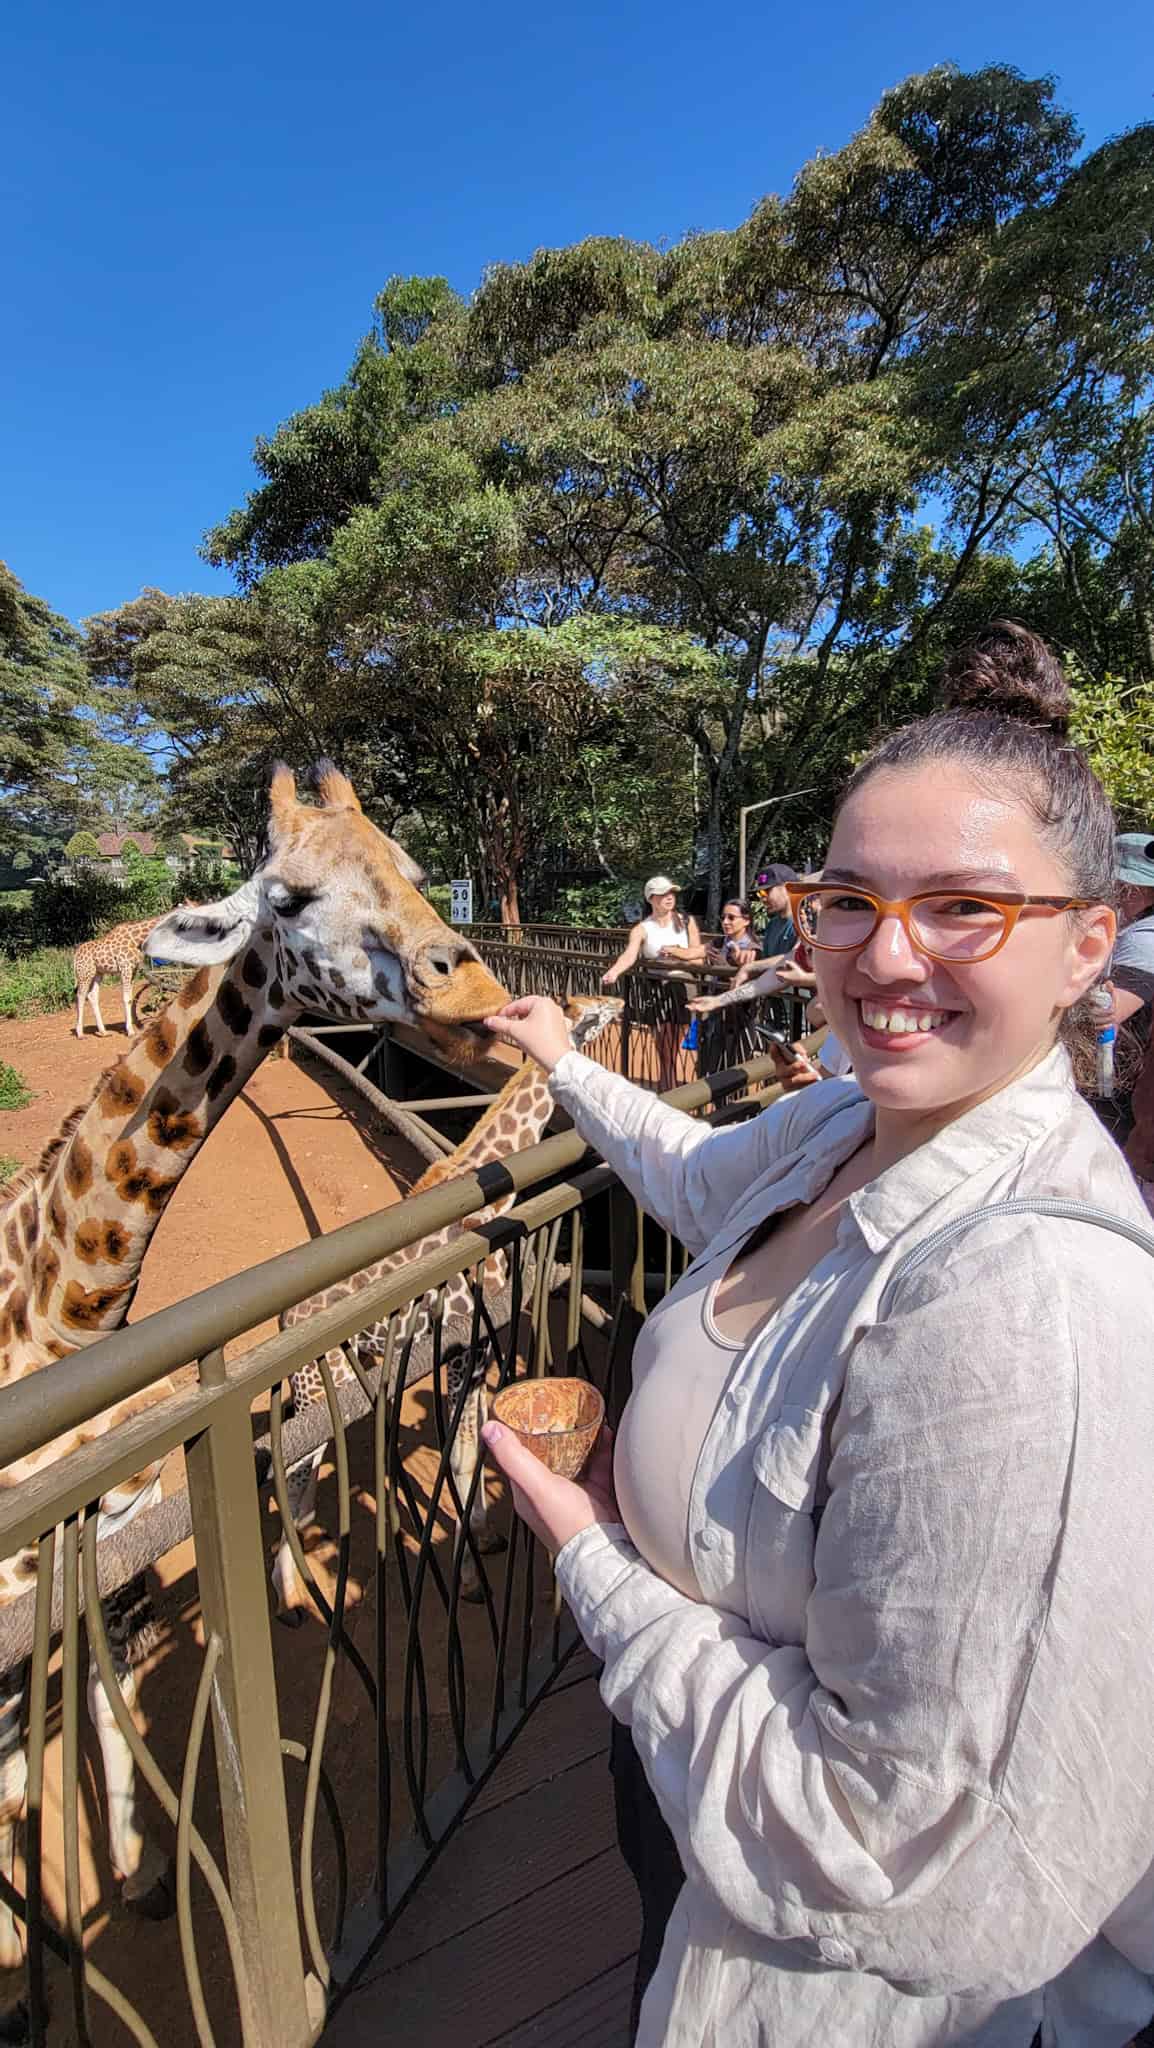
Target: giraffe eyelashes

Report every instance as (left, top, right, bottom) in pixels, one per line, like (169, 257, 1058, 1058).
(267, 886, 317, 919)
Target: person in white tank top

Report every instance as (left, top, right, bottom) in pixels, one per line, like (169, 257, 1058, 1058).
(603, 878, 705, 1089)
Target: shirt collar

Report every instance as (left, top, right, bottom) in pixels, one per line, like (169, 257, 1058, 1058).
(846, 1042, 1078, 1253)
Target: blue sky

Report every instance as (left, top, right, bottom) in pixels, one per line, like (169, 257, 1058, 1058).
(3, 0, 1151, 628)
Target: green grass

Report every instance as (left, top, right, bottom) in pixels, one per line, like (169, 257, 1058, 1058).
(0, 1061, 34, 1111)
(0, 1153, 21, 1185)
(0, 946, 75, 1018)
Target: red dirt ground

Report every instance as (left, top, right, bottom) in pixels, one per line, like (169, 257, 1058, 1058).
(0, 1009, 423, 1341)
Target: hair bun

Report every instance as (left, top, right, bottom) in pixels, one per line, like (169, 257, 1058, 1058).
(941, 621, 1072, 737)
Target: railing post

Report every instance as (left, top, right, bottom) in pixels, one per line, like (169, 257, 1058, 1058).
(184, 1371, 316, 2048)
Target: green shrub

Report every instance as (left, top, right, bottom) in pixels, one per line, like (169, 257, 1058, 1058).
(0, 1061, 34, 1111)
(0, 1154, 21, 1187)
(0, 947, 76, 1017)
(66, 830, 103, 860)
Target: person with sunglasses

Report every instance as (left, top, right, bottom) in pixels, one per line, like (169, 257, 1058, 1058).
(482, 623, 1154, 2048)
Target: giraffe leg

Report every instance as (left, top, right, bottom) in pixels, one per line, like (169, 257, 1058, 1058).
(87, 983, 107, 1036)
(87, 1580, 172, 1919)
(0, 1668, 27, 1974)
(271, 1447, 326, 1626)
(121, 970, 137, 1035)
(74, 976, 91, 1038)
(449, 1354, 505, 1604)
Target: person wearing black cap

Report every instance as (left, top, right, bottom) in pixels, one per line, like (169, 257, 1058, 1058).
(1109, 832, 1154, 1213)
(750, 862, 799, 963)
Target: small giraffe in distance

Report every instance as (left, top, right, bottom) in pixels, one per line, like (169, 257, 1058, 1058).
(273, 995, 621, 1616)
(72, 914, 167, 1037)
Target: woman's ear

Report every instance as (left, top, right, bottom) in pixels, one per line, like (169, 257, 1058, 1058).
(1062, 904, 1117, 1009)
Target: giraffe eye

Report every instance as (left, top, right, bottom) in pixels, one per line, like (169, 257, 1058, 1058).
(269, 886, 316, 919)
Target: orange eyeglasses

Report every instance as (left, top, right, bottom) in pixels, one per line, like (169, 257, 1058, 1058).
(785, 883, 1093, 965)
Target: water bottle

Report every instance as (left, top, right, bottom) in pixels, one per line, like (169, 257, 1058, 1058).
(1088, 985, 1115, 1099)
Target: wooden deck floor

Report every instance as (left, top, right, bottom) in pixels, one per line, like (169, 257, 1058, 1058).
(322, 1651, 638, 2048)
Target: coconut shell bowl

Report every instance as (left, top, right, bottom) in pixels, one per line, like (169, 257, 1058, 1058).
(490, 1377, 605, 1480)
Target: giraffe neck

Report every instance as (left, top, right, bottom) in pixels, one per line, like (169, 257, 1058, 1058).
(0, 937, 294, 1372)
(413, 1058, 555, 1190)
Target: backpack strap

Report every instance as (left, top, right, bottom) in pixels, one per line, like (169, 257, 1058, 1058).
(879, 1196, 1154, 1323)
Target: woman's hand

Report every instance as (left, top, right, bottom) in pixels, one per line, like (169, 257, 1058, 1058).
(601, 967, 620, 988)
(481, 1420, 619, 1554)
(484, 995, 573, 1072)
(687, 993, 721, 1015)
(768, 1040, 821, 1090)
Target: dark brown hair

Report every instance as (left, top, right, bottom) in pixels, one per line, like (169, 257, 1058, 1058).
(842, 622, 1115, 903)
(839, 622, 1116, 1067)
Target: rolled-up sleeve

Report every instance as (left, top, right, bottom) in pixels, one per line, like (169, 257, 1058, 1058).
(555, 1231, 1100, 1997)
(549, 1051, 797, 1254)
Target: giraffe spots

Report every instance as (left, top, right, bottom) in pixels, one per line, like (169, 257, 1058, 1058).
(217, 980, 252, 1038)
(100, 1066, 145, 1117)
(241, 948, 268, 989)
(7, 1290, 29, 1342)
(5, 1219, 21, 1263)
(302, 948, 322, 981)
(183, 1020, 215, 1077)
(206, 1053, 238, 1102)
(74, 1218, 132, 1266)
(106, 1138, 137, 1183)
(61, 1278, 134, 1330)
(146, 1098, 202, 1151)
(20, 1198, 39, 1253)
(105, 1139, 179, 1215)
(47, 1183, 67, 1242)
(32, 1242, 60, 1315)
(143, 1014, 177, 1066)
(42, 1339, 69, 1361)
(12, 1553, 38, 1582)
(257, 1024, 283, 1050)
(64, 1134, 94, 1197)
(328, 968, 346, 991)
(267, 977, 285, 1009)
(178, 967, 212, 1008)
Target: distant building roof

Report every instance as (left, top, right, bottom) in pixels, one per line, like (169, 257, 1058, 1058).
(95, 830, 159, 857)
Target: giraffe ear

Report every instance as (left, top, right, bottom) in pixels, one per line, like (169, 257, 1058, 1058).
(145, 879, 261, 966)
(380, 836, 426, 888)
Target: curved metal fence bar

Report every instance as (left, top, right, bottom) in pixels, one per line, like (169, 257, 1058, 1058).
(0, 1055, 791, 2045)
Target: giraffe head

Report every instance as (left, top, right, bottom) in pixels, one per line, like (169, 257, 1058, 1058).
(145, 764, 509, 1062)
(562, 995, 622, 1053)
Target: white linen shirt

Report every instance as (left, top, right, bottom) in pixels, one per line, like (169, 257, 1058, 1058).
(548, 1046, 1154, 2047)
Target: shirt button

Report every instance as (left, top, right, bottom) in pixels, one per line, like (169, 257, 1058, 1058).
(818, 1937, 855, 1968)
(695, 1528, 719, 1552)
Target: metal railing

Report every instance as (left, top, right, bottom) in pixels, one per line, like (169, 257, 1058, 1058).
(461, 931, 808, 1090)
(0, 1056, 787, 2046)
(460, 923, 630, 957)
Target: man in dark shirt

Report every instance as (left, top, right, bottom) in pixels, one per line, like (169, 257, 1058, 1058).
(752, 862, 799, 960)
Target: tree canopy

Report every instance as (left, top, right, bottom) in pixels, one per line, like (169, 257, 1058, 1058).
(9, 65, 1153, 926)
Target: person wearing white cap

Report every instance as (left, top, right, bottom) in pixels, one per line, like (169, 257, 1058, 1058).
(602, 878, 704, 1088)
(601, 877, 704, 988)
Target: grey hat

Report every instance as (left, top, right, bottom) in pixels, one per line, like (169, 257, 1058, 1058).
(1115, 833, 1154, 887)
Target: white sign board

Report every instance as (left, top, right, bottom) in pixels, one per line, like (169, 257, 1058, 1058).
(449, 879, 474, 926)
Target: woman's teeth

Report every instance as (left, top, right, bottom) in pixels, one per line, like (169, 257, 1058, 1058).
(860, 1004, 948, 1036)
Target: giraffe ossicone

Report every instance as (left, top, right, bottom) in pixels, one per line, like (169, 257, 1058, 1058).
(273, 993, 622, 1619)
(0, 762, 509, 1979)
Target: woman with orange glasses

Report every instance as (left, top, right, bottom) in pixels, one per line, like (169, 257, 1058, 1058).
(483, 623, 1154, 2048)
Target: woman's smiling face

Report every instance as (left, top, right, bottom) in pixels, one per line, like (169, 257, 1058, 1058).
(817, 763, 1114, 1120)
